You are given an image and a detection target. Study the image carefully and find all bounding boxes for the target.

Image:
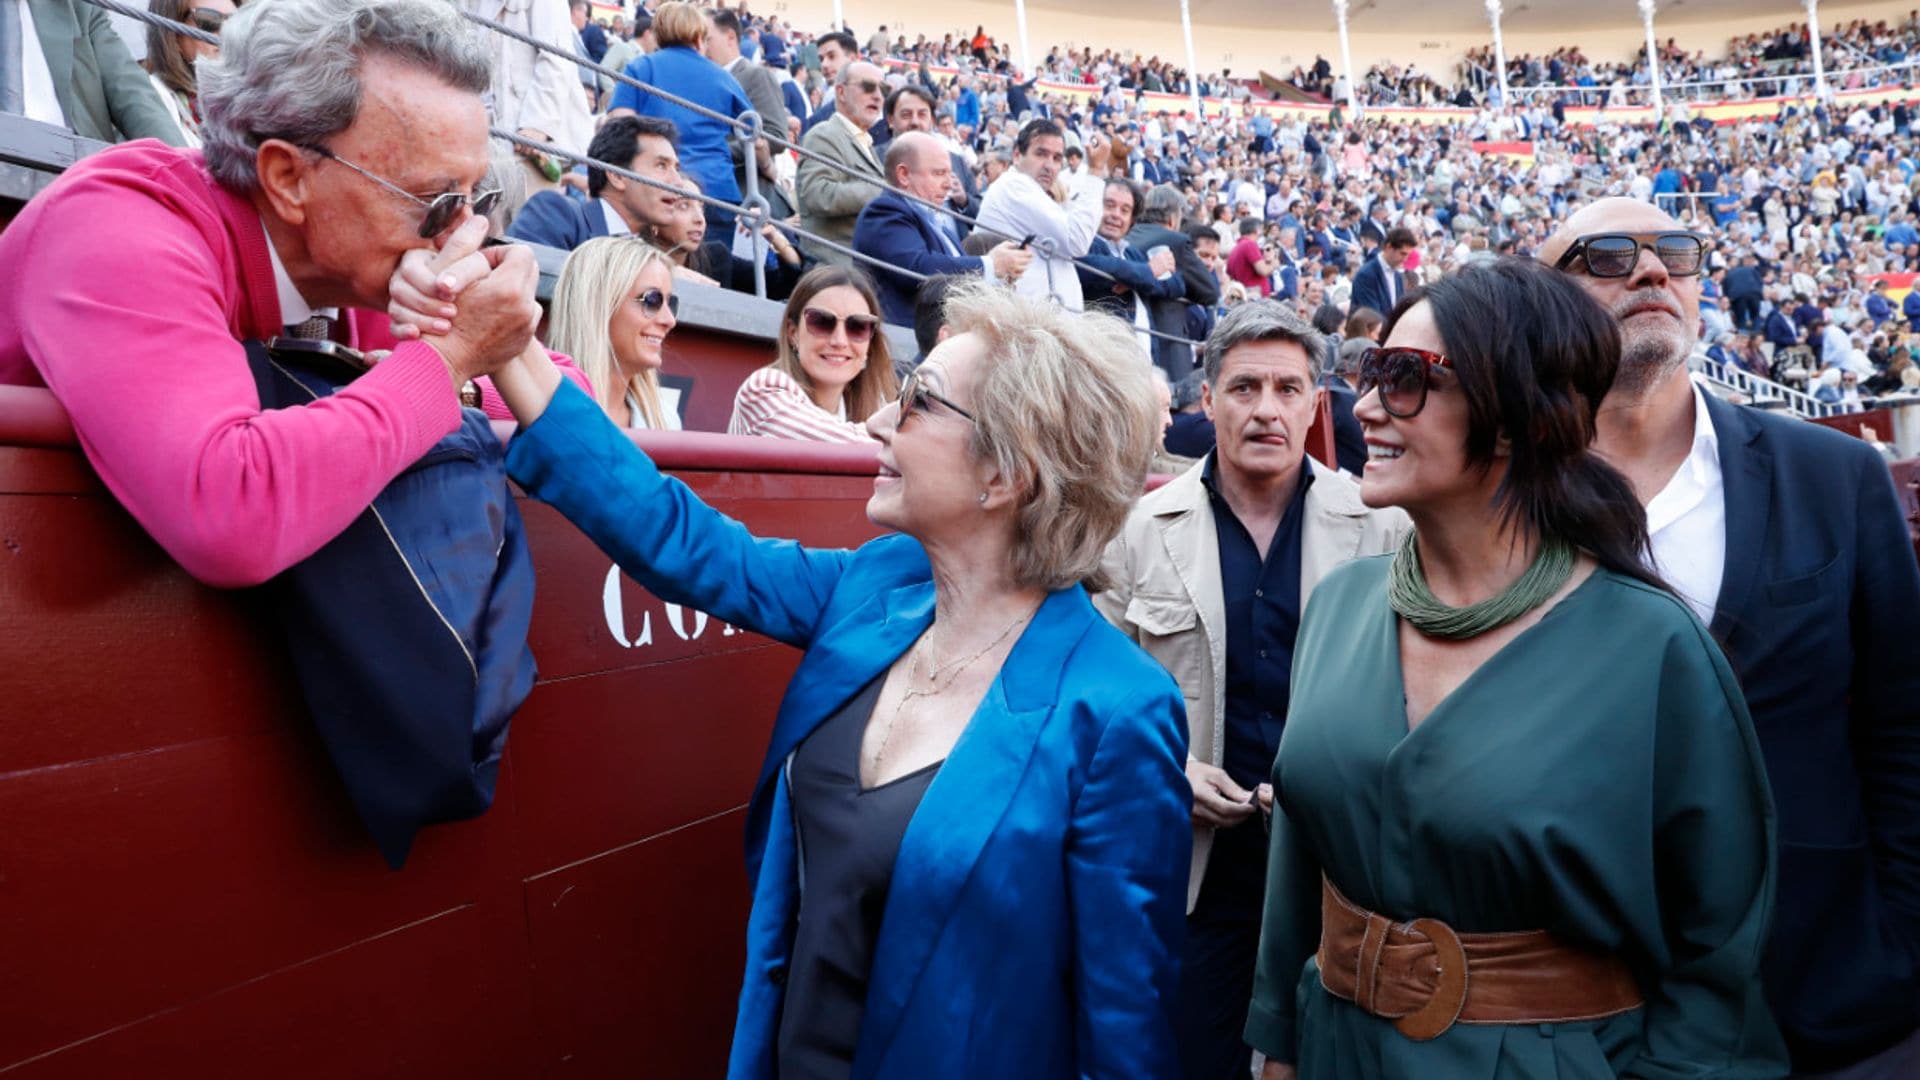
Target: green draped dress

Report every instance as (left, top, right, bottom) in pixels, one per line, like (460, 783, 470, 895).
(1245, 556, 1789, 1079)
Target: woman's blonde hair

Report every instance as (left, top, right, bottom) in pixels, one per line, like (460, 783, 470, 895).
(941, 281, 1157, 592)
(651, 1, 707, 49)
(548, 237, 673, 430)
(774, 265, 898, 422)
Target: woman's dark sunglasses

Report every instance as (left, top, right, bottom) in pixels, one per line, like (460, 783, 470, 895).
(1358, 346, 1454, 419)
(635, 288, 678, 318)
(801, 307, 879, 344)
(1552, 231, 1707, 278)
(187, 7, 227, 32)
(898, 369, 974, 422)
(305, 146, 502, 238)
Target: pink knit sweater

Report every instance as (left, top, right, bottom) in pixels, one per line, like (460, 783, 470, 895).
(0, 141, 539, 587)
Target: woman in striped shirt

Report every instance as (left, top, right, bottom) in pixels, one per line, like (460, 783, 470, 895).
(729, 266, 897, 444)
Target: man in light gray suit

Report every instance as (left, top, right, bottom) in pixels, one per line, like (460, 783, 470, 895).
(4, 0, 183, 145)
(794, 58, 886, 265)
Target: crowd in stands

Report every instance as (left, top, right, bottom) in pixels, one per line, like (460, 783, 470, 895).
(1448, 12, 1920, 108)
(12, 0, 1920, 435)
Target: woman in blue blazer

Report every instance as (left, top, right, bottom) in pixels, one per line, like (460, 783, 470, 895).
(490, 278, 1192, 1078)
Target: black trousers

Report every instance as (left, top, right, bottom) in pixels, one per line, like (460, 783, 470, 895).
(1171, 819, 1268, 1080)
(1732, 294, 1762, 331)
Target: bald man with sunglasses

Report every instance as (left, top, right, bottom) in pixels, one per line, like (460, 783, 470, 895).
(1545, 198, 1920, 1079)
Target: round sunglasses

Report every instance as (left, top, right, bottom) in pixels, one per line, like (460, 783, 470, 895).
(1552, 231, 1707, 279)
(800, 307, 879, 345)
(1357, 346, 1454, 419)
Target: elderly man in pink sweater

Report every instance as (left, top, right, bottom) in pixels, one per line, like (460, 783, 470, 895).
(0, 0, 541, 587)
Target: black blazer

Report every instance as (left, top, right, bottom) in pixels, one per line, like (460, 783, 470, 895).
(1700, 393, 1920, 1070)
(1129, 222, 1219, 380)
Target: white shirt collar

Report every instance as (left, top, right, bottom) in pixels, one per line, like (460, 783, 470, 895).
(599, 198, 632, 236)
(261, 216, 338, 327)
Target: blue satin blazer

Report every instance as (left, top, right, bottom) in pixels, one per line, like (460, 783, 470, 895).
(507, 383, 1193, 1078)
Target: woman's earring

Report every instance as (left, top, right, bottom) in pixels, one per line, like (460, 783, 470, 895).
(978, 492, 989, 506)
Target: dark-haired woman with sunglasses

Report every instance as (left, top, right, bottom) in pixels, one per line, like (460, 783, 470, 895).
(729, 265, 897, 443)
(1246, 259, 1786, 1080)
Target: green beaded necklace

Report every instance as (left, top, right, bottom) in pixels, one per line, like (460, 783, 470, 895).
(1387, 531, 1576, 640)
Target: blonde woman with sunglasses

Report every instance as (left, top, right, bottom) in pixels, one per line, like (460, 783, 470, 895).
(728, 266, 897, 443)
(547, 238, 681, 431)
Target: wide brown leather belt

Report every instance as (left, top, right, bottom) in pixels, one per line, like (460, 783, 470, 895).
(1316, 876, 1644, 1040)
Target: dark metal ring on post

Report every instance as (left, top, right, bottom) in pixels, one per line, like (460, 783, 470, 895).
(738, 192, 773, 235)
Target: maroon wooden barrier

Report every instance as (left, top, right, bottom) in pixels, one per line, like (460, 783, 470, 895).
(0, 386, 883, 1077)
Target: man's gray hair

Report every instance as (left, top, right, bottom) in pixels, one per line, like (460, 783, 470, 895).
(1141, 184, 1185, 226)
(199, 0, 492, 191)
(1202, 299, 1323, 384)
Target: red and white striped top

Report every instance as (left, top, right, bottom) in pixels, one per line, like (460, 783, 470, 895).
(726, 366, 877, 444)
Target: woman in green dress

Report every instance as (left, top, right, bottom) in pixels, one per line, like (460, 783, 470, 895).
(1247, 258, 1788, 1079)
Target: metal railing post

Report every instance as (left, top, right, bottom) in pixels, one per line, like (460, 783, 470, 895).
(737, 109, 768, 300)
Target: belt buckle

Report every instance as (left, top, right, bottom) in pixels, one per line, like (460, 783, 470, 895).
(1393, 918, 1469, 1041)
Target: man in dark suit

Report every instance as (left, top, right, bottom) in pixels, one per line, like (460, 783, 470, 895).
(874, 85, 978, 237)
(852, 132, 1029, 325)
(1548, 198, 1920, 1078)
(1723, 254, 1767, 332)
(1130, 185, 1220, 380)
(1078, 179, 1187, 371)
(1347, 226, 1413, 319)
(7, 0, 183, 145)
(506, 115, 683, 251)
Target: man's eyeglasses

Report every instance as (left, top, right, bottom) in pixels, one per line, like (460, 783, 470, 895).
(187, 7, 227, 32)
(634, 287, 678, 318)
(1358, 346, 1454, 419)
(801, 307, 879, 345)
(1553, 231, 1707, 279)
(305, 146, 502, 238)
(898, 369, 974, 423)
(850, 79, 883, 96)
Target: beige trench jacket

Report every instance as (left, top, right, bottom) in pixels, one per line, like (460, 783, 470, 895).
(1094, 457, 1409, 913)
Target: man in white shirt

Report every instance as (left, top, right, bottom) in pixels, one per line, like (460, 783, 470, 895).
(976, 117, 1103, 310)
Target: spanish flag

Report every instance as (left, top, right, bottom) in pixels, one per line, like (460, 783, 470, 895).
(1470, 141, 1536, 165)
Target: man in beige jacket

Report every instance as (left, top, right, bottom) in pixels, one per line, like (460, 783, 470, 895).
(1096, 300, 1407, 1080)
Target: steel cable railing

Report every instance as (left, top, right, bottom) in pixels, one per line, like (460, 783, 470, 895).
(453, 8, 1153, 298)
(81, 0, 1208, 349)
(80, 0, 931, 289)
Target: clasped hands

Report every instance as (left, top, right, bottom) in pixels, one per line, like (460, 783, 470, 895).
(385, 216, 544, 390)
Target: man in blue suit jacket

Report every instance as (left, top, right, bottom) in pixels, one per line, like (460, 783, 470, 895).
(852, 134, 1029, 326)
(506, 115, 684, 250)
(1347, 226, 1414, 318)
(1549, 199, 1920, 1076)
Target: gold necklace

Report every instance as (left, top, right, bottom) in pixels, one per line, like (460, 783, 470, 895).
(870, 607, 1035, 778)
